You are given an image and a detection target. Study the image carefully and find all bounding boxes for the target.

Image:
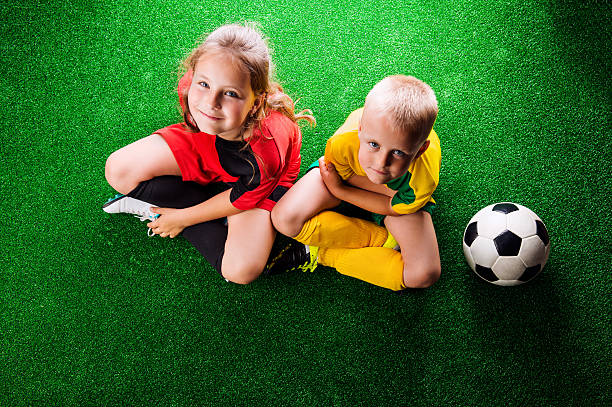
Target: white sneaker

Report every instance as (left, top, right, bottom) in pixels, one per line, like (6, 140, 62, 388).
(103, 194, 160, 236)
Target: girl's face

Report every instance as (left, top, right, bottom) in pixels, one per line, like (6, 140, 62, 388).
(188, 51, 259, 140)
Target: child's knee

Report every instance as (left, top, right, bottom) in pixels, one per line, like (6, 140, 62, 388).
(105, 152, 132, 193)
(403, 264, 441, 289)
(271, 205, 303, 238)
(105, 151, 148, 194)
(221, 258, 263, 285)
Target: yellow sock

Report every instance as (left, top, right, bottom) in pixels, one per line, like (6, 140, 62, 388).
(319, 246, 406, 291)
(294, 211, 389, 249)
(383, 232, 398, 249)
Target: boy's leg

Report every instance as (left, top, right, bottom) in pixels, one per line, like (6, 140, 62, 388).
(272, 167, 391, 249)
(105, 134, 181, 195)
(271, 167, 340, 237)
(384, 211, 441, 288)
(295, 210, 390, 249)
(318, 246, 405, 291)
(222, 208, 276, 284)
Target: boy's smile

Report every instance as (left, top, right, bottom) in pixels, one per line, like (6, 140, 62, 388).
(358, 105, 426, 184)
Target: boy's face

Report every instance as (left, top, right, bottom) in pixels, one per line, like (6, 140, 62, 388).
(358, 106, 428, 184)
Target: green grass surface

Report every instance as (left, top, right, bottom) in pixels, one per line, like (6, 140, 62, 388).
(1, 0, 610, 405)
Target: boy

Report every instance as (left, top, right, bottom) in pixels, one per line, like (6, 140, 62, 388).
(270, 75, 441, 290)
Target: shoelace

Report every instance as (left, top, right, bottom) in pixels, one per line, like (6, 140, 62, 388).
(132, 212, 159, 237)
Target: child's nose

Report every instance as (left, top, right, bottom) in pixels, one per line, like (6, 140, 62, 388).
(376, 152, 392, 168)
(202, 91, 221, 109)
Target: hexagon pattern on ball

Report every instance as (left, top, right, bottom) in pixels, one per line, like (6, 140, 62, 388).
(462, 202, 550, 286)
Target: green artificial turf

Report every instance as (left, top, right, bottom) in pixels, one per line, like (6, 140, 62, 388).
(1, 0, 610, 405)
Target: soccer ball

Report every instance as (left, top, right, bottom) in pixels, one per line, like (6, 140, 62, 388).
(463, 202, 550, 286)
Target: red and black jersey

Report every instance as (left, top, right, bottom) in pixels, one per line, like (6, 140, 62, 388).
(155, 112, 301, 211)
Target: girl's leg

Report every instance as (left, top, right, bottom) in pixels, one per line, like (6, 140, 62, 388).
(105, 134, 181, 195)
(127, 175, 225, 209)
(222, 208, 276, 284)
(124, 176, 283, 279)
(126, 176, 229, 273)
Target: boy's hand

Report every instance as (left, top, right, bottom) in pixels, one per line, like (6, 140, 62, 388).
(319, 157, 344, 195)
(147, 207, 187, 238)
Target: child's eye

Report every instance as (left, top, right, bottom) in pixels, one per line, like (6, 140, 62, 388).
(392, 150, 406, 158)
(369, 141, 379, 149)
(224, 90, 239, 98)
(198, 81, 209, 88)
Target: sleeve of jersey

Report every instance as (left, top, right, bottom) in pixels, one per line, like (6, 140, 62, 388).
(390, 180, 436, 214)
(390, 132, 441, 214)
(324, 132, 360, 181)
(230, 143, 282, 211)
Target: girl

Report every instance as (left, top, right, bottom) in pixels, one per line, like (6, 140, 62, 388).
(103, 23, 314, 284)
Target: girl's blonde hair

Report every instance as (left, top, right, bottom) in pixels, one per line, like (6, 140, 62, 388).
(180, 23, 315, 137)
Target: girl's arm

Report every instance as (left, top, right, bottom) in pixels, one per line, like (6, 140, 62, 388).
(319, 159, 398, 216)
(148, 189, 242, 238)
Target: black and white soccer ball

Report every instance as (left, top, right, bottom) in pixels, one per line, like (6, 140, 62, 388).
(463, 202, 550, 286)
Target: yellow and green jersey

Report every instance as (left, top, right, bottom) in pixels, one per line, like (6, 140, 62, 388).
(324, 108, 441, 216)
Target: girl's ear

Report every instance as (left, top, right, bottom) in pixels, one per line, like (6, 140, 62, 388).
(251, 94, 265, 115)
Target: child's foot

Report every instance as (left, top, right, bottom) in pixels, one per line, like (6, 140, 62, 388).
(103, 194, 159, 220)
(264, 241, 319, 275)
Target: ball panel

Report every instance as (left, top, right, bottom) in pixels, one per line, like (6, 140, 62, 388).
(492, 279, 523, 287)
(493, 230, 522, 256)
(519, 265, 542, 282)
(492, 256, 526, 281)
(474, 265, 499, 282)
(463, 242, 476, 271)
(536, 220, 550, 245)
(477, 211, 508, 239)
(470, 237, 499, 267)
(492, 202, 519, 214)
(463, 222, 478, 247)
(468, 204, 495, 224)
(518, 236, 547, 267)
(506, 209, 537, 238)
(517, 204, 543, 222)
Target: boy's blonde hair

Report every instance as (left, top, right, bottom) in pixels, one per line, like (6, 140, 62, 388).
(365, 75, 438, 147)
(181, 23, 314, 135)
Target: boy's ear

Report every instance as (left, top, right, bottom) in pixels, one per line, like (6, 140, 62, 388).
(414, 140, 430, 159)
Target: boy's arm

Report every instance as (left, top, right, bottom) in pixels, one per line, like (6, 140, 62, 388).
(320, 158, 398, 216)
(346, 174, 396, 197)
(148, 189, 242, 237)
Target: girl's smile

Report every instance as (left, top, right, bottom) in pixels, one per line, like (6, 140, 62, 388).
(188, 51, 257, 140)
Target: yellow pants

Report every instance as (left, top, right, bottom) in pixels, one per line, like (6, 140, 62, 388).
(294, 211, 405, 291)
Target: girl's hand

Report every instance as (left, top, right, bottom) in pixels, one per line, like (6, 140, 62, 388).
(147, 207, 187, 238)
(319, 157, 344, 195)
